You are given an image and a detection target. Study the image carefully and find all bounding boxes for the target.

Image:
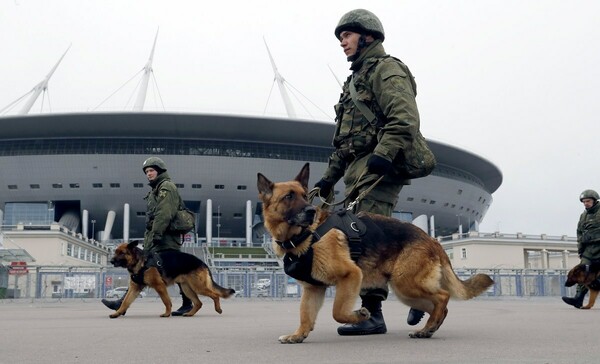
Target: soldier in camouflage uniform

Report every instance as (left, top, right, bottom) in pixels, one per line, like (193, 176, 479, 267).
(102, 157, 193, 316)
(313, 9, 424, 336)
(563, 189, 600, 308)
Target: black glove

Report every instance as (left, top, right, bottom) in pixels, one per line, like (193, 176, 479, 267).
(367, 154, 392, 176)
(314, 179, 334, 197)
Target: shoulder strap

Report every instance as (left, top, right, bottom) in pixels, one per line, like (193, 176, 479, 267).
(349, 76, 377, 124)
(153, 180, 184, 209)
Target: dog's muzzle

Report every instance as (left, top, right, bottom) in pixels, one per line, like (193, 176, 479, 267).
(287, 205, 316, 227)
(110, 257, 127, 268)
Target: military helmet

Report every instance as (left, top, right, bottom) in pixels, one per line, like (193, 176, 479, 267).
(580, 189, 599, 202)
(335, 9, 385, 41)
(142, 157, 167, 173)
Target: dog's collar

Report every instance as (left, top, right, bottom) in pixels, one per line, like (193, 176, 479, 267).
(275, 228, 314, 250)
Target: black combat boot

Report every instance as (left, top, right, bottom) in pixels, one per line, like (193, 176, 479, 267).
(337, 295, 387, 336)
(101, 297, 123, 310)
(172, 284, 193, 316)
(562, 285, 588, 308)
(102, 295, 125, 315)
(407, 308, 425, 326)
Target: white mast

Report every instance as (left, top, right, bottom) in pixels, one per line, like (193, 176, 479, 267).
(133, 28, 159, 111)
(327, 64, 344, 89)
(17, 45, 70, 115)
(263, 37, 296, 118)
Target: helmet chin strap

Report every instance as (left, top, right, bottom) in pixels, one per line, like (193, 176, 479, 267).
(347, 35, 370, 62)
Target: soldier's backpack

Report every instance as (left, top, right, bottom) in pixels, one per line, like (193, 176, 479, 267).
(169, 199, 195, 234)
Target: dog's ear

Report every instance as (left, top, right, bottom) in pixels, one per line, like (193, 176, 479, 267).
(257, 173, 274, 200)
(295, 163, 310, 189)
(127, 240, 140, 249)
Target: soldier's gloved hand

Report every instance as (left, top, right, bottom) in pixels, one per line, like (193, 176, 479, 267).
(314, 179, 334, 198)
(367, 155, 392, 176)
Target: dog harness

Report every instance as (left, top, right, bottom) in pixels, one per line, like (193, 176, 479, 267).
(129, 251, 164, 286)
(278, 210, 367, 286)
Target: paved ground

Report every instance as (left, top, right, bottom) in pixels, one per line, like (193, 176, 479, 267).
(0, 296, 599, 364)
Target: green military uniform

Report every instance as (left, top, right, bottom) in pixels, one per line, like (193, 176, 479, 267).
(574, 199, 600, 297)
(322, 39, 419, 217)
(321, 8, 426, 335)
(103, 157, 192, 315)
(142, 157, 193, 315)
(563, 190, 600, 308)
(143, 171, 183, 253)
(577, 199, 600, 263)
(315, 9, 423, 335)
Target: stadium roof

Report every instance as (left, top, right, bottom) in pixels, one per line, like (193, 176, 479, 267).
(0, 112, 502, 193)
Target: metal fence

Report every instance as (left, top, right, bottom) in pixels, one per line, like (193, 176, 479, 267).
(0, 265, 578, 300)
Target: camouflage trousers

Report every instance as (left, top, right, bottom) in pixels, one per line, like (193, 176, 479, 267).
(345, 184, 404, 300)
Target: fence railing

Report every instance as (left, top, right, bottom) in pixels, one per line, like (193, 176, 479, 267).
(0, 266, 577, 300)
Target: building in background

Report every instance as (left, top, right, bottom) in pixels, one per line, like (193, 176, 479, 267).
(0, 112, 502, 246)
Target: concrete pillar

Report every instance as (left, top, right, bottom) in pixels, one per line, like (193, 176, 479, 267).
(123, 203, 130, 243)
(412, 214, 428, 233)
(562, 250, 569, 269)
(0, 209, 3, 248)
(82, 209, 88, 238)
(101, 210, 116, 242)
(541, 249, 548, 269)
(246, 200, 252, 247)
(429, 215, 435, 237)
(206, 199, 212, 246)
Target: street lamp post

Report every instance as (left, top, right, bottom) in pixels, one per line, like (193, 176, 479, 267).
(216, 205, 221, 245)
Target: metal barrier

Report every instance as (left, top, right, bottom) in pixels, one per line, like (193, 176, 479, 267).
(0, 266, 577, 300)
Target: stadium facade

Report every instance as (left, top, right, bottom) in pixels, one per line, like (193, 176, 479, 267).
(0, 112, 502, 245)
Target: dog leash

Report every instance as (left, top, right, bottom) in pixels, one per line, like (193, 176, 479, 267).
(309, 168, 385, 211)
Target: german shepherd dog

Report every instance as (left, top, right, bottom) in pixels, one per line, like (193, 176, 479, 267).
(257, 163, 494, 343)
(565, 261, 600, 309)
(108, 241, 235, 318)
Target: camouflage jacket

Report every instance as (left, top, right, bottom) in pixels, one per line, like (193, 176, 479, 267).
(578, 202, 600, 250)
(323, 40, 419, 188)
(143, 172, 182, 253)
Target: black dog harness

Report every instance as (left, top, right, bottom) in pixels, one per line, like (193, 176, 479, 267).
(129, 251, 164, 286)
(277, 210, 367, 286)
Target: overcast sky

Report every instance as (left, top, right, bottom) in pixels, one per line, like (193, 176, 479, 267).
(1, 0, 599, 237)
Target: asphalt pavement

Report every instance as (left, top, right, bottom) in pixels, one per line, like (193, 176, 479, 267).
(0, 296, 598, 364)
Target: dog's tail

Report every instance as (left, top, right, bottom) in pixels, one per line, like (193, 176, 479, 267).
(442, 263, 494, 300)
(207, 271, 235, 298)
(212, 280, 236, 298)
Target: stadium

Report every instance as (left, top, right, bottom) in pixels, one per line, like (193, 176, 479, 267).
(0, 111, 502, 245)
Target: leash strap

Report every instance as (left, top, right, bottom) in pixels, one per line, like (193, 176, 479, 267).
(309, 169, 385, 212)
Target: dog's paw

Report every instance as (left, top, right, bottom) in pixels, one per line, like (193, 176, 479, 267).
(160, 313, 171, 317)
(356, 307, 371, 320)
(408, 330, 434, 339)
(109, 313, 120, 319)
(278, 334, 306, 344)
